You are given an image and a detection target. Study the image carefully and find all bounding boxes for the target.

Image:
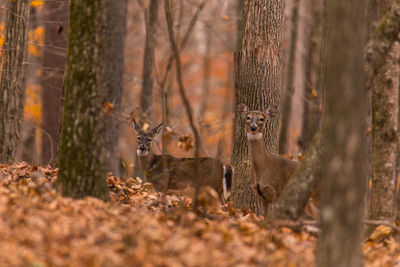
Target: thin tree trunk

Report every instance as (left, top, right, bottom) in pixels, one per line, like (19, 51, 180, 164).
(231, 0, 285, 213)
(165, 0, 203, 210)
(41, 0, 68, 166)
(279, 0, 298, 154)
(140, 0, 159, 119)
(369, 0, 400, 226)
(58, 0, 109, 201)
(316, 0, 367, 266)
(0, 0, 30, 163)
(300, 0, 324, 152)
(103, 0, 128, 175)
(198, 24, 212, 119)
(269, 131, 323, 220)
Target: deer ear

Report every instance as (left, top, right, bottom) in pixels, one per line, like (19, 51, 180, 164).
(151, 123, 163, 136)
(260, 185, 277, 203)
(132, 119, 142, 132)
(237, 103, 248, 115)
(265, 106, 278, 119)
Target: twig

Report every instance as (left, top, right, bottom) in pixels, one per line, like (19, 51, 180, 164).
(165, 0, 203, 212)
(159, 0, 206, 91)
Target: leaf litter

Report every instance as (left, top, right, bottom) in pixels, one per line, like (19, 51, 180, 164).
(0, 162, 397, 266)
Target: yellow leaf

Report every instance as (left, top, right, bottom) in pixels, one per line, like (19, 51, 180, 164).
(311, 89, 318, 99)
(220, 14, 229, 20)
(30, 0, 44, 7)
(369, 225, 393, 243)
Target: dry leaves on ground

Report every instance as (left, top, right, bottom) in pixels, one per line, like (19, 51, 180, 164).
(0, 162, 397, 266)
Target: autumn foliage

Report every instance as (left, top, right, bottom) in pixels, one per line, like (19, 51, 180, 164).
(0, 162, 394, 266)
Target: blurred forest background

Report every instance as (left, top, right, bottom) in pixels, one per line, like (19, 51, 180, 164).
(1, 0, 400, 266)
(0, 0, 309, 171)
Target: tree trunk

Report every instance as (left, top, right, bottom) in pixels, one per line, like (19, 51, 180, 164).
(231, 0, 285, 213)
(41, 0, 68, 166)
(316, 0, 367, 266)
(140, 0, 159, 119)
(0, 0, 30, 163)
(300, 0, 324, 152)
(57, 0, 109, 201)
(279, 0, 298, 154)
(269, 131, 323, 220)
(198, 24, 212, 119)
(103, 0, 128, 175)
(366, 1, 400, 226)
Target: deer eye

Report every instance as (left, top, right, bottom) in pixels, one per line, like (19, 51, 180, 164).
(137, 136, 141, 141)
(148, 138, 152, 142)
(259, 118, 264, 122)
(246, 116, 251, 121)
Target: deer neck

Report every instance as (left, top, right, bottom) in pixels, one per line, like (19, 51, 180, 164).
(137, 150, 156, 172)
(247, 133, 274, 178)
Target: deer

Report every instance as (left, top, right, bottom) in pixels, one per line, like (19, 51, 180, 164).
(237, 103, 318, 219)
(132, 119, 233, 202)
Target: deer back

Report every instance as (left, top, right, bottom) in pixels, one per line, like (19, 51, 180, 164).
(145, 155, 225, 195)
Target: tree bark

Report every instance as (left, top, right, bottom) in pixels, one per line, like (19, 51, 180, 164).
(103, 0, 128, 175)
(140, 0, 159, 119)
(57, 0, 109, 201)
(0, 0, 30, 163)
(366, 0, 400, 225)
(41, 0, 68, 166)
(279, 0, 298, 154)
(231, 0, 285, 213)
(198, 23, 212, 119)
(316, 0, 367, 266)
(269, 131, 323, 220)
(300, 0, 324, 152)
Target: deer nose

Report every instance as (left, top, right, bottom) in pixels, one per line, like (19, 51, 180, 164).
(250, 125, 257, 132)
(139, 145, 146, 151)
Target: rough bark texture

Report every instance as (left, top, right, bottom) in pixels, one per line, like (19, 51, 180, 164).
(279, 0, 298, 154)
(41, 1, 68, 165)
(103, 0, 128, 175)
(231, 0, 284, 213)
(300, 0, 324, 151)
(0, 0, 30, 163)
(316, 0, 367, 266)
(140, 0, 159, 118)
(57, 0, 109, 201)
(269, 132, 323, 220)
(368, 0, 400, 225)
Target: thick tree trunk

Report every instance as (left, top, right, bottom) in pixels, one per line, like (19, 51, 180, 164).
(41, 1, 68, 166)
(369, 0, 400, 226)
(140, 0, 159, 119)
(279, 0, 298, 154)
(103, 0, 128, 175)
(316, 0, 367, 266)
(231, 0, 285, 213)
(57, 0, 109, 201)
(0, 0, 30, 163)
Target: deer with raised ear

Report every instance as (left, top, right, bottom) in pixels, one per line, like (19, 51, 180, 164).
(132, 119, 233, 202)
(237, 103, 318, 218)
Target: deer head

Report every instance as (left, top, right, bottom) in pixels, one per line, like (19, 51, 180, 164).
(237, 103, 277, 140)
(132, 119, 163, 157)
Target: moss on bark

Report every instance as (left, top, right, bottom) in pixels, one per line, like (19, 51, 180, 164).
(57, 0, 109, 201)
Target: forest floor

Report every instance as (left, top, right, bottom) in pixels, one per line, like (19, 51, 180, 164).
(0, 162, 397, 266)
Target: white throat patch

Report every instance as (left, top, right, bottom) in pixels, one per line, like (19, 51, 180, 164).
(137, 149, 149, 157)
(247, 132, 263, 140)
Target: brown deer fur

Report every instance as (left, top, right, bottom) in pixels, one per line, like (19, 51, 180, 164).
(133, 120, 232, 201)
(237, 104, 318, 218)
